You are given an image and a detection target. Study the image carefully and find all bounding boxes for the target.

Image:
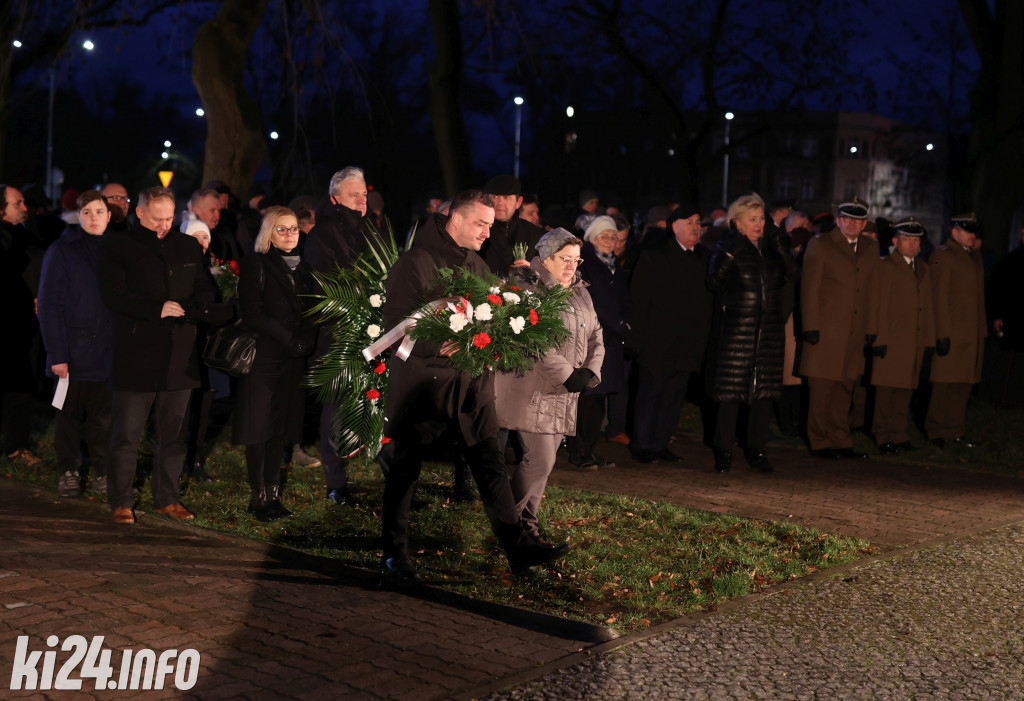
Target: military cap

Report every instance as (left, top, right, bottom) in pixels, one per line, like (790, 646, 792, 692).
(893, 216, 925, 237)
(836, 197, 869, 220)
(951, 212, 981, 234)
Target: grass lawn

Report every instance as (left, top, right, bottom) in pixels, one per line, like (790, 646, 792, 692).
(7, 393, 1021, 634)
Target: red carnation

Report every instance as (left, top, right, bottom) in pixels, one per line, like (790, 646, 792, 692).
(487, 294, 502, 305)
(493, 354, 500, 361)
(227, 260, 240, 275)
(509, 285, 521, 291)
(529, 309, 539, 325)
(472, 332, 492, 348)
(366, 389, 381, 399)
(373, 362, 387, 374)
(381, 436, 391, 444)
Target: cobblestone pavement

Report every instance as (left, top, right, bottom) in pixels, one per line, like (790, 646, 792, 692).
(482, 521, 1024, 700)
(0, 479, 591, 700)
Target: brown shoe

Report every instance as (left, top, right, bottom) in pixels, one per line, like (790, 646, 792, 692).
(111, 507, 135, 524)
(608, 433, 631, 445)
(7, 449, 44, 469)
(155, 503, 194, 520)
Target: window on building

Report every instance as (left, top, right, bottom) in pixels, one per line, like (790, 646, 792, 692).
(778, 172, 794, 198)
(801, 135, 817, 158)
(801, 177, 816, 200)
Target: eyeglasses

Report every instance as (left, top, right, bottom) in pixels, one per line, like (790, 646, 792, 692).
(557, 256, 584, 266)
(595, 233, 618, 242)
(274, 226, 300, 234)
(106, 195, 130, 203)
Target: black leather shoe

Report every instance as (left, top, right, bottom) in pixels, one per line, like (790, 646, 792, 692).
(633, 450, 658, 464)
(744, 450, 774, 473)
(264, 499, 292, 519)
(380, 554, 422, 586)
(878, 442, 900, 455)
(714, 448, 732, 473)
(656, 449, 684, 463)
(507, 539, 570, 575)
(812, 448, 838, 460)
(187, 459, 214, 483)
(835, 447, 868, 459)
(950, 436, 981, 449)
(327, 488, 357, 506)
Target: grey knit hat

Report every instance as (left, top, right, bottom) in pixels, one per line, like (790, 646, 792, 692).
(536, 227, 581, 261)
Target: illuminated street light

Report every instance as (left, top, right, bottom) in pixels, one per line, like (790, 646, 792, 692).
(195, 108, 205, 117)
(513, 97, 524, 179)
(722, 111, 735, 206)
(164, 140, 172, 148)
(926, 143, 934, 151)
(269, 131, 279, 140)
(161, 151, 169, 159)
(850, 146, 858, 154)
(566, 106, 574, 118)
(12, 40, 22, 48)
(82, 40, 95, 51)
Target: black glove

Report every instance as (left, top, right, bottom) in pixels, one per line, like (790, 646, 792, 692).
(865, 334, 877, 346)
(562, 368, 594, 393)
(872, 345, 887, 358)
(802, 330, 820, 345)
(935, 337, 951, 357)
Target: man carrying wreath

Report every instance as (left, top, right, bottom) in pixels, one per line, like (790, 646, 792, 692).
(379, 189, 569, 583)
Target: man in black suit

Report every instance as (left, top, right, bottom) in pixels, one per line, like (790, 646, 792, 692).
(629, 204, 715, 463)
(99, 187, 229, 524)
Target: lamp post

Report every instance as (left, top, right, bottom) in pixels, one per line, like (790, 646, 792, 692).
(513, 96, 524, 179)
(46, 39, 95, 206)
(722, 111, 734, 207)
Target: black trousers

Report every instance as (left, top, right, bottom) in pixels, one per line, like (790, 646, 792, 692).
(108, 389, 191, 511)
(633, 365, 691, 454)
(566, 393, 605, 462)
(319, 401, 348, 491)
(379, 435, 521, 557)
(54, 379, 112, 476)
(714, 399, 773, 452)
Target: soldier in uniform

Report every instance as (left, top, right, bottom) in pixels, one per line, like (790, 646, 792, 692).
(869, 217, 935, 454)
(926, 213, 986, 448)
(799, 197, 880, 459)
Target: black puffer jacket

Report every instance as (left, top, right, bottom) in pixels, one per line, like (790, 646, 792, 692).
(706, 225, 791, 403)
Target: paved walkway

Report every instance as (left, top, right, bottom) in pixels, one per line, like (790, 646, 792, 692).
(2, 434, 1023, 699)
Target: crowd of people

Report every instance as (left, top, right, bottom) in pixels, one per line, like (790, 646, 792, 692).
(1, 167, 1017, 579)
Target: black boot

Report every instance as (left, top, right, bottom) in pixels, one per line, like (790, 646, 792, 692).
(264, 484, 292, 520)
(247, 487, 267, 515)
(496, 522, 570, 575)
(743, 449, 774, 473)
(452, 458, 478, 504)
(713, 448, 732, 473)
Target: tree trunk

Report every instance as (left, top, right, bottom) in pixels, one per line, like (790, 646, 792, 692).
(428, 0, 472, 197)
(960, 0, 1024, 254)
(192, 0, 270, 201)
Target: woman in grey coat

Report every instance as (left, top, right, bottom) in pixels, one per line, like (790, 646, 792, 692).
(495, 228, 605, 542)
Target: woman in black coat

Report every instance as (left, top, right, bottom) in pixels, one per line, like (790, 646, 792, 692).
(707, 194, 792, 474)
(233, 207, 317, 521)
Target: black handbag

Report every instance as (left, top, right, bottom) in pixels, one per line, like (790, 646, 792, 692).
(202, 320, 257, 376)
(201, 256, 263, 377)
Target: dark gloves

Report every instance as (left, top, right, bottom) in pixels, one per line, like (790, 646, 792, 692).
(562, 368, 595, 393)
(872, 345, 887, 358)
(802, 330, 820, 345)
(935, 337, 951, 357)
(865, 334, 877, 346)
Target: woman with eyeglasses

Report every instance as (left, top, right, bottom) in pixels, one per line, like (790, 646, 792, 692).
(233, 206, 318, 521)
(494, 228, 604, 544)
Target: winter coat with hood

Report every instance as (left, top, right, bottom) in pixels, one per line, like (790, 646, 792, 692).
(706, 224, 791, 403)
(494, 257, 604, 436)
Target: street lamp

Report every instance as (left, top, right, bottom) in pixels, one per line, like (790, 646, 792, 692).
(566, 105, 574, 118)
(722, 111, 734, 207)
(46, 38, 96, 206)
(513, 96, 524, 179)
(195, 108, 205, 117)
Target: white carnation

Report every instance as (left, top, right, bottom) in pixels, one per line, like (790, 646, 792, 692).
(369, 294, 382, 308)
(366, 324, 381, 338)
(449, 314, 468, 332)
(502, 292, 521, 304)
(489, 286, 501, 294)
(474, 303, 493, 321)
(509, 316, 526, 334)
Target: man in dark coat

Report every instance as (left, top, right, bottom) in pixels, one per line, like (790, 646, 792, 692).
(304, 166, 373, 505)
(989, 228, 1024, 353)
(629, 203, 714, 463)
(870, 217, 935, 454)
(378, 189, 569, 583)
(480, 174, 543, 276)
(1, 184, 45, 467)
(99, 187, 229, 524)
(926, 213, 987, 447)
(799, 197, 880, 459)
